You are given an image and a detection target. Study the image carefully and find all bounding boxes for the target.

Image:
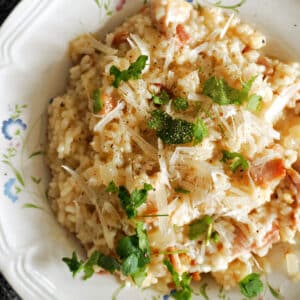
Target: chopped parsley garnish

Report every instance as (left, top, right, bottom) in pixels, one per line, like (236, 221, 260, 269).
(62, 251, 120, 280)
(172, 97, 189, 112)
(193, 118, 209, 145)
(118, 183, 153, 219)
(199, 283, 210, 300)
(93, 89, 103, 113)
(221, 150, 249, 172)
(117, 222, 151, 286)
(62, 252, 84, 278)
(163, 259, 193, 300)
(152, 90, 170, 105)
(106, 181, 119, 193)
(175, 187, 191, 194)
(63, 223, 150, 286)
(189, 216, 217, 245)
(203, 75, 262, 111)
(147, 109, 208, 145)
(110, 55, 148, 88)
(246, 94, 262, 112)
(238, 273, 263, 299)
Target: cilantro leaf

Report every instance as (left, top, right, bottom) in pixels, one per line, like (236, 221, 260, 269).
(163, 259, 181, 287)
(152, 90, 170, 105)
(117, 236, 139, 259)
(93, 89, 103, 113)
(147, 109, 194, 145)
(203, 75, 261, 110)
(62, 252, 84, 278)
(189, 216, 213, 240)
(106, 181, 119, 193)
(246, 94, 262, 112)
(172, 97, 189, 112)
(118, 184, 153, 219)
(110, 55, 148, 88)
(238, 273, 263, 299)
(164, 260, 192, 300)
(221, 150, 249, 172)
(136, 222, 150, 254)
(98, 254, 120, 274)
(132, 268, 148, 287)
(83, 251, 101, 280)
(121, 253, 139, 275)
(193, 118, 208, 145)
(199, 283, 210, 300)
(174, 187, 191, 194)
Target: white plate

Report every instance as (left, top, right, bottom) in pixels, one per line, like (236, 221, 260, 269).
(0, 0, 300, 299)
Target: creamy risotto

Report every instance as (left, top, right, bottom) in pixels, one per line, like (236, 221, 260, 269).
(47, 0, 300, 296)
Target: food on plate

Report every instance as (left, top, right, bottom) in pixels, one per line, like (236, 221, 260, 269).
(46, 0, 300, 297)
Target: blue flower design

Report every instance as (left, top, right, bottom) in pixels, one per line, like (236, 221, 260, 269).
(4, 178, 18, 203)
(1, 118, 27, 140)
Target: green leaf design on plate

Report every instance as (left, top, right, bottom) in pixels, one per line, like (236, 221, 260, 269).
(2, 160, 25, 187)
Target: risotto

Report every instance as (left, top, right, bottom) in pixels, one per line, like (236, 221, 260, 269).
(47, 0, 300, 296)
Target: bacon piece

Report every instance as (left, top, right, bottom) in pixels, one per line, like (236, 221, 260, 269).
(191, 272, 201, 282)
(176, 24, 190, 44)
(112, 31, 129, 47)
(250, 159, 286, 187)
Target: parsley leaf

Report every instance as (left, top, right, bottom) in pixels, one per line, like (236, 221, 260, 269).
(148, 109, 208, 145)
(175, 187, 191, 194)
(246, 94, 262, 112)
(152, 90, 170, 105)
(200, 283, 210, 300)
(164, 259, 192, 300)
(172, 97, 189, 112)
(118, 184, 153, 219)
(193, 118, 209, 145)
(83, 251, 101, 280)
(106, 181, 119, 193)
(110, 55, 148, 88)
(189, 216, 213, 240)
(203, 75, 261, 111)
(238, 273, 263, 299)
(93, 89, 103, 113)
(221, 150, 249, 172)
(117, 222, 151, 286)
(62, 252, 84, 278)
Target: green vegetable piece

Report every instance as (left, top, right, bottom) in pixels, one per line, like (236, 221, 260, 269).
(200, 283, 210, 300)
(163, 259, 181, 288)
(118, 184, 153, 219)
(193, 118, 208, 145)
(132, 268, 148, 287)
(213, 0, 246, 13)
(267, 283, 284, 300)
(174, 187, 191, 194)
(117, 236, 139, 259)
(221, 150, 249, 172)
(203, 75, 261, 109)
(189, 216, 213, 240)
(163, 260, 193, 300)
(84, 251, 101, 280)
(98, 254, 120, 274)
(148, 109, 194, 145)
(238, 273, 263, 299)
(106, 181, 119, 193)
(121, 253, 139, 275)
(211, 231, 220, 243)
(136, 222, 150, 254)
(246, 94, 262, 112)
(93, 89, 103, 113)
(152, 90, 170, 105)
(172, 97, 189, 112)
(110, 55, 148, 88)
(62, 252, 84, 278)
